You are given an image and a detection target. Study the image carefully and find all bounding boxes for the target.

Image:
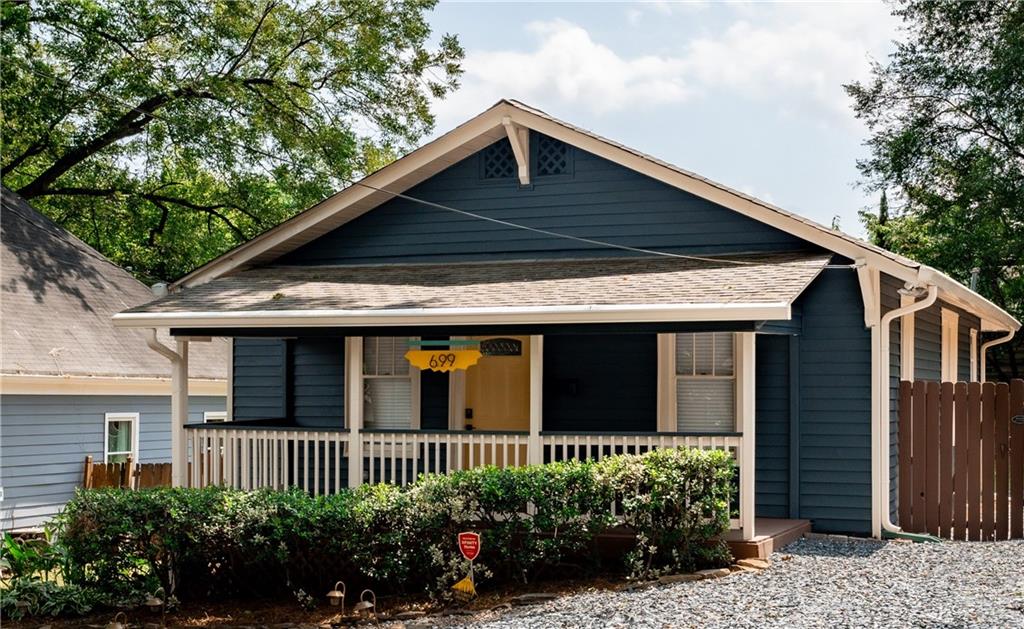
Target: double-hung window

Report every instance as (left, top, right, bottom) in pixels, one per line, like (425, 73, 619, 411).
(675, 332, 736, 432)
(363, 337, 418, 429)
(104, 412, 138, 463)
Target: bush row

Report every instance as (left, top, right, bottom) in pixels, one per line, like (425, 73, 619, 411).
(57, 447, 734, 602)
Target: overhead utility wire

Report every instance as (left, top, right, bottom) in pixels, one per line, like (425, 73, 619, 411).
(14, 63, 853, 269)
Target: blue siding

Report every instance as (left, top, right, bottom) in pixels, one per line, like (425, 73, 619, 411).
(280, 133, 814, 266)
(912, 300, 981, 382)
(881, 273, 903, 523)
(233, 338, 287, 420)
(759, 304, 803, 335)
(542, 334, 657, 432)
(795, 269, 873, 534)
(755, 334, 790, 518)
(291, 338, 344, 428)
(0, 394, 224, 530)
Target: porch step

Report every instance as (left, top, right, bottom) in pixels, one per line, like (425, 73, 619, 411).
(724, 518, 811, 560)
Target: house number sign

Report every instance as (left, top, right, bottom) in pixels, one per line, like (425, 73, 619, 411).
(404, 349, 482, 372)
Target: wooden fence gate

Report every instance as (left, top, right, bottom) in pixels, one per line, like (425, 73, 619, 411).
(898, 379, 1024, 540)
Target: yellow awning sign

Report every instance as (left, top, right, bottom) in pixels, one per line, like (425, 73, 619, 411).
(404, 349, 482, 372)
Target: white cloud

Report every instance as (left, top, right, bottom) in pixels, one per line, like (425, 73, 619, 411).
(432, 4, 899, 132)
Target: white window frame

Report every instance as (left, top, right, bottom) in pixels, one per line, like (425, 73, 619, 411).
(941, 308, 959, 382)
(969, 329, 978, 382)
(104, 412, 139, 463)
(658, 332, 738, 433)
(900, 294, 916, 381)
(203, 411, 228, 423)
(361, 336, 421, 430)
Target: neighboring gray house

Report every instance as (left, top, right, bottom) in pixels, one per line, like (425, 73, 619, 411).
(1, 188, 227, 530)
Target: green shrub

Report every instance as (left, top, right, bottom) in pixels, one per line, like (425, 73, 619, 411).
(56, 448, 734, 603)
(0, 577, 103, 620)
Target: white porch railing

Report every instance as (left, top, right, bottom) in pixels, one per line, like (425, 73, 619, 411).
(184, 426, 743, 528)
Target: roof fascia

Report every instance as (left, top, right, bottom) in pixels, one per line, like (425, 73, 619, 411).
(0, 374, 227, 396)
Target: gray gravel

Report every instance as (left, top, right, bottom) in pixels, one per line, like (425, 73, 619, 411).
(425, 537, 1024, 628)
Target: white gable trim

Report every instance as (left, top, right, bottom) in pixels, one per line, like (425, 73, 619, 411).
(170, 101, 1019, 333)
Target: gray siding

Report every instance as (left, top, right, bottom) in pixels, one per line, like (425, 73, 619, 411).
(291, 338, 345, 428)
(755, 334, 790, 518)
(912, 300, 981, 383)
(280, 133, 814, 266)
(0, 394, 224, 530)
(796, 269, 873, 534)
(233, 338, 287, 420)
(881, 273, 903, 523)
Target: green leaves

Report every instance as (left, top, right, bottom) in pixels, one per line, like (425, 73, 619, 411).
(1, 0, 462, 282)
(847, 0, 1024, 378)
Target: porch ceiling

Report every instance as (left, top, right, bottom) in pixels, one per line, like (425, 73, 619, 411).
(114, 253, 831, 328)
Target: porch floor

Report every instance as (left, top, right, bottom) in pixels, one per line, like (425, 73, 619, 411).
(724, 518, 811, 560)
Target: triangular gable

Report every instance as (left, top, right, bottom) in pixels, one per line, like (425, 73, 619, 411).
(172, 100, 1017, 332)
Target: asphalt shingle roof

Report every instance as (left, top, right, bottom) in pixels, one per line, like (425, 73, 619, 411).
(125, 252, 831, 315)
(1, 188, 226, 379)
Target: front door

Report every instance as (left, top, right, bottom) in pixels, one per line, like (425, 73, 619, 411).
(463, 336, 530, 466)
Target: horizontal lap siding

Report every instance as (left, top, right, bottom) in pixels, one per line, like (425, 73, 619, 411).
(881, 273, 903, 523)
(797, 270, 872, 534)
(280, 133, 813, 266)
(0, 394, 224, 530)
(913, 301, 981, 382)
(756, 334, 790, 518)
(291, 338, 344, 428)
(233, 339, 287, 420)
(542, 334, 657, 432)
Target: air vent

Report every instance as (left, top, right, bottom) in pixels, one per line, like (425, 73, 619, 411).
(481, 140, 516, 179)
(536, 135, 570, 176)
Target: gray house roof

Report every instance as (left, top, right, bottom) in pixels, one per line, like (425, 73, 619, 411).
(1, 188, 226, 380)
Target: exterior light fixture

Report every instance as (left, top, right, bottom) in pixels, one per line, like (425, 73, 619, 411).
(352, 589, 377, 621)
(326, 581, 346, 610)
(105, 612, 128, 629)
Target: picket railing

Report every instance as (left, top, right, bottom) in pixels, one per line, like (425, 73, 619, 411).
(360, 429, 528, 485)
(898, 379, 1024, 540)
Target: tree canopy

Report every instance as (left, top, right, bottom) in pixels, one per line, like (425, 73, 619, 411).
(847, 0, 1023, 379)
(1, 0, 462, 282)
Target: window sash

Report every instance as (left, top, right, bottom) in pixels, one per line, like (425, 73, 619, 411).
(362, 337, 418, 429)
(672, 333, 737, 433)
(104, 413, 138, 463)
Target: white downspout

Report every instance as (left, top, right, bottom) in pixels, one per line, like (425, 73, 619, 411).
(980, 330, 1015, 383)
(878, 284, 937, 534)
(145, 329, 189, 487)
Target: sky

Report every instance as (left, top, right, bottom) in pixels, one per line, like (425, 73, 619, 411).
(425, 1, 904, 238)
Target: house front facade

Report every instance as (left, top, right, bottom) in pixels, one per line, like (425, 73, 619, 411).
(113, 101, 1019, 539)
(0, 189, 228, 530)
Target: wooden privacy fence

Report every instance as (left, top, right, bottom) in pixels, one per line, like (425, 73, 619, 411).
(82, 455, 172, 490)
(898, 379, 1024, 540)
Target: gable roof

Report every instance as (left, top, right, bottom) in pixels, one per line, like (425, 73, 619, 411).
(171, 99, 1017, 333)
(1, 188, 227, 380)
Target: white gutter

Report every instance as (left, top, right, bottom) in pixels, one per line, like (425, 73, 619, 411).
(113, 302, 793, 329)
(877, 284, 938, 535)
(980, 330, 1016, 382)
(145, 329, 182, 363)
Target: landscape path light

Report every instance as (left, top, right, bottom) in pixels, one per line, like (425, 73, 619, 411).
(353, 588, 377, 622)
(326, 580, 346, 611)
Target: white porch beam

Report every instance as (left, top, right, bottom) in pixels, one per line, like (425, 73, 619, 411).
(502, 115, 530, 185)
(737, 332, 756, 539)
(172, 340, 189, 487)
(346, 337, 364, 487)
(528, 335, 543, 465)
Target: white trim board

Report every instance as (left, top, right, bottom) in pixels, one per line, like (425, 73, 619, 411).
(103, 412, 140, 463)
(1, 374, 227, 396)
(167, 100, 1018, 334)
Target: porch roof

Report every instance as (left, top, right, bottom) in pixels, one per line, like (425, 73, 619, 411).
(114, 252, 831, 328)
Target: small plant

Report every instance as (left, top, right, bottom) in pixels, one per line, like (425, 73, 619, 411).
(293, 588, 316, 611)
(0, 576, 102, 619)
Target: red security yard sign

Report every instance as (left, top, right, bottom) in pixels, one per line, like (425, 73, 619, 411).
(458, 531, 480, 561)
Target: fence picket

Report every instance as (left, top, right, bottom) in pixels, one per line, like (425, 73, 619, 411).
(967, 383, 982, 541)
(939, 382, 954, 538)
(953, 383, 968, 540)
(1011, 380, 1024, 539)
(981, 383, 996, 540)
(995, 383, 1010, 540)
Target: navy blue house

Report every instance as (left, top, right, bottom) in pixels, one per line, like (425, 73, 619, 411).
(114, 100, 1019, 540)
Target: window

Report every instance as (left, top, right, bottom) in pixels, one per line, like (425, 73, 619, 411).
(203, 411, 228, 423)
(363, 337, 418, 429)
(675, 333, 735, 432)
(969, 329, 978, 382)
(941, 309, 959, 382)
(104, 413, 138, 463)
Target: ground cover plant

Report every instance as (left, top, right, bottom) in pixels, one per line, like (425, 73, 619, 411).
(7, 448, 734, 620)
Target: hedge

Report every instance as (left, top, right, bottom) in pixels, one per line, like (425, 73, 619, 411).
(57, 447, 734, 601)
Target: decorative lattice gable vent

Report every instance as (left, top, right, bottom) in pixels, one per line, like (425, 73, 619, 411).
(536, 135, 570, 177)
(481, 140, 516, 179)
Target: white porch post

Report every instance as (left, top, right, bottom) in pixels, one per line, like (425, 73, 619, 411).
(528, 335, 543, 465)
(346, 337, 364, 487)
(738, 332, 756, 539)
(171, 339, 189, 487)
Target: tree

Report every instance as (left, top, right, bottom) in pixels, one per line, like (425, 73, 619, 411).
(1, 0, 462, 282)
(846, 0, 1023, 380)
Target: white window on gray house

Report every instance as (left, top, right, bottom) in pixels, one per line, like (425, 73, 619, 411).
(104, 412, 138, 463)
(203, 411, 228, 423)
(363, 337, 416, 429)
(675, 333, 735, 432)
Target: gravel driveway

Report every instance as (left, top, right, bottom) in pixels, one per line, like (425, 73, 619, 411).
(429, 537, 1024, 628)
